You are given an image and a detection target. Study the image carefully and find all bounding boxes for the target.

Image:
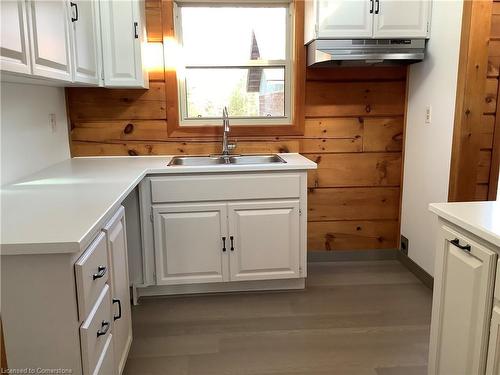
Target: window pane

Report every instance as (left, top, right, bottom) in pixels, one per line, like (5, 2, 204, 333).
(185, 68, 285, 119)
(180, 7, 287, 64)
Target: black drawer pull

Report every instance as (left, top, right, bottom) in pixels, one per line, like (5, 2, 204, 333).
(70, 2, 78, 22)
(370, 0, 374, 14)
(451, 238, 471, 252)
(113, 298, 122, 321)
(222, 236, 226, 252)
(93, 265, 107, 280)
(375, 0, 380, 14)
(97, 320, 110, 337)
(230, 236, 234, 251)
(134, 22, 139, 39)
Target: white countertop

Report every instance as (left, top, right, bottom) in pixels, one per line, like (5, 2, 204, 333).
(1, 154, 316, 255)
(429, 201, 500, 248)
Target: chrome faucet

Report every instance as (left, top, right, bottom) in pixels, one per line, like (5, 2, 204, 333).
(221, 107, 236, 156)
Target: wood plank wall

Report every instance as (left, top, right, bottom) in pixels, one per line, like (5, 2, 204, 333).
(67, 0, 407, 252)
(479, 1, 500, 200)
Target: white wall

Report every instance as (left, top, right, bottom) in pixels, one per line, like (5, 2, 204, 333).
(401, 0, 463, 276)
(1, 82, 70, 185)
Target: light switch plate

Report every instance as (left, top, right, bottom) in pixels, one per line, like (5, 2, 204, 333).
(49, 113, 57, 133)
(425, 105, 431, 124)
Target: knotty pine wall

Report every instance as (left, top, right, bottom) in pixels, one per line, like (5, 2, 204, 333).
(67, 0, 407, 252)
(478, 1, 500, 200)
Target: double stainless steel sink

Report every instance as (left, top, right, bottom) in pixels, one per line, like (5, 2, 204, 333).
(168, 154, 286, 167)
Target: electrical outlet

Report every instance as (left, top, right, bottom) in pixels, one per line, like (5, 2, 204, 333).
(49, 113, 57, 133)
(400, 235, 409, 256)
(425, 105, 432, 124)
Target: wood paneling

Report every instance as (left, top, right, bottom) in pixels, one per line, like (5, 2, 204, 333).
(472, 1, 500, 201)
(305, 81, 405, 117)
(449, 0, 493, 202)
(308, 220, 399, 251)
(308, 187, 400, 221)
(306, 153, 402, 188)
(66, 0, 407, 252)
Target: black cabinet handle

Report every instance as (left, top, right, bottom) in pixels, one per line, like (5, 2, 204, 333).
(70, 2, 78, 22)
(375, 0, 380, 14)
(93, 265, 107, 280)
(230, 236, 234, 251)
(222, 236, 226, 252)
(451, 238, 471, 252)
(370, 0, 374, 14)
(97, 320, 110, 337)
(134, 22, 139, 39)
(113, 298, 122, 321)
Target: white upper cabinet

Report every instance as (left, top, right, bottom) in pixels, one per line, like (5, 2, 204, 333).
(317, 0, 373, 39)
(0, 0, 31, 75)
(0, 0, 147, 88)
(27, 0, 73, 81)
(305, 0, 431, 42)
(373, 0, 431, 38)
(69, 0, 102, 85)
(99, 0, 148, 88)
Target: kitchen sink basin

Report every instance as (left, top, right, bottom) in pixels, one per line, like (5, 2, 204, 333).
(168, 154, 286, 166)
(228, 154, 286, 164)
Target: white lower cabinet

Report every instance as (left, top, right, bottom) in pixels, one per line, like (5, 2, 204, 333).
(154, 203, 229, 285)
(103, 207, 132, 375)
(228, 200, 300, 281)
(487, 304, 500, 375)
(1, 206, 132, 375)
(152, 199, 302, 286)
(145, 172, 308, 293)
(429, 224, 497, 375)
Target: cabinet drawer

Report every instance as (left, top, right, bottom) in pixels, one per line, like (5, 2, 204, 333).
(94, 333, 115, 375)
(150, 173, 301, 203)
(80, 284, 113, 375)
(75, 232, 109, 320)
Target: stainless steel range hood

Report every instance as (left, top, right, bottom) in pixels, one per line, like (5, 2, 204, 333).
(307, 39, 426, 67)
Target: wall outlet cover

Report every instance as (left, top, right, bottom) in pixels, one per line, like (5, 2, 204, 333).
(400, 235, 409, 255)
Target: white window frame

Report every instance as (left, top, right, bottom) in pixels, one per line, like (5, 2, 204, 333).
(174, 0, 294, 126)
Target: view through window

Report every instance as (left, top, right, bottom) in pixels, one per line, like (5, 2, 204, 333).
(177, 4, 292, 125)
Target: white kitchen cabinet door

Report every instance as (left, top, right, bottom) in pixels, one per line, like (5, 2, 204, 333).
(316, 0, 373, 39)
(428, 225, 497, 375)
(373, 0, 431, 38)
(99, 0, 148, 88)
(153, 203, 229, 285)
(0, 0, 31, 75)
(69, 0, 101, 85)
(27, 0, 73, 81)
(228, 200, 300, 282)
(486, 304, 500, 375)
(103, 207, 132, 375)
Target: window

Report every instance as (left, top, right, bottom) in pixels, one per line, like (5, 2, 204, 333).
(175, 2, 293, 126)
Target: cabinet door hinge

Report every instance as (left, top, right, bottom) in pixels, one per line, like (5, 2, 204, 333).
(150, 210, 154, 222)
(299, 208, 302, 216)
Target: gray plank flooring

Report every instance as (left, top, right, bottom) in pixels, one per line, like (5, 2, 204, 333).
(124, 261, 432, 375)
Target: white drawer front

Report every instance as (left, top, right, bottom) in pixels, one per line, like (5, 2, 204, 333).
(75, 232, 109, 320)
(94, 333, 116, 375)
(80, 284, 113, 375)
(150, 173, 301, 203)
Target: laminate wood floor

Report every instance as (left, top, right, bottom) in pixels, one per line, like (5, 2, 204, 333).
(124, 261, 432, 375)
